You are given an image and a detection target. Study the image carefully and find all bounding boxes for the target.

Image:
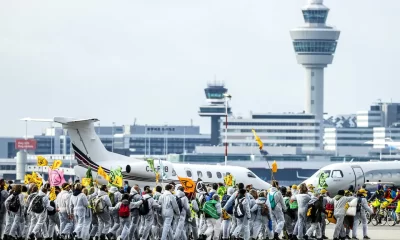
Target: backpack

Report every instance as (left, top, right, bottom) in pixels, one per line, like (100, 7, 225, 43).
(119, 201, 130, 218)
(356, 197, 362, 213)
(206, 192, 215, 202)
(260, 203, 269, 217)
(176, 196, 183, 212)
(31, 195, 45, 214)
(139, 198, 150, 216)
(109, 192, 116, 207)
(289, 199, 298, 209)
(234, 198, 245, 219)
(221, 195, 233, 215)
(48, 201, 57, 216)
(202, 201, 220, 219)
(269, 192, 276, 210)
(8, 194, 20, 213)
(92, 196, 105, 214)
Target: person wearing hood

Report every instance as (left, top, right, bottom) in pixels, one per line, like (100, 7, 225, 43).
(251, 191, 273, 240)
(293, 183, 311, 240)
(158, 184, 180, 240)
(88, 187, 100, 240)
(332, 190, 355, 240)
(248, 189, 257, 226)
(80, 187, 93, 240)
(174, 187, 190, 240)
(319, 189, 329, 240)
(56, 183, 73, 239)
(283, 191, 295, 240)
(107, 186, 122, 239)
(202, 194, 222, 240)
(5, 184, 25, 240)
(221, 187, 234, 240)
(0, 179, 9, 240)
(305, 192, 324, 240)
(28, 183, 54, 240)
(95, 185, 112, 240)
(231, 189, 251, 240)
(186, 192, 199, 240)
(70, 183, 89, 240)
(128, 184, 143, 240)
(109, 193, 143, 240)
(138, 187, 159, 240)
(151, 186, 163, 240)
(352, 189, 373, 240)
(268, 180, 286, 240)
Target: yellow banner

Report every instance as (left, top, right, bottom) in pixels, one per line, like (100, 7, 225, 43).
(252, 129, 264, 150)
(112, 176, 123, 187)
(81, 178, 92, 187)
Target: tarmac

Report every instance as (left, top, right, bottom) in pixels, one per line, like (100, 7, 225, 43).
(325, 224, 400, 240)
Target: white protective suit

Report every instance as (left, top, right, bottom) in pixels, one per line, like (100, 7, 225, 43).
(352, 197, 373, 239)
(70, 190, 89, 239)
(204, 198, 222, 240)
(232, 196, 251, 240)
(158, 190, 180, 240)
(5, 193, 25, 238)
(128, 189, 143, 240)
(293, 193, 311, 239)
(28, 190, 54, 238)
(251, 196, 273, 240)
(268, 187, 287, 236)
(110, 199, 143, 240)
(333, 195, 354, 239)
(0, 189, 9, 239)
(140, 193, 160, 240)
(95, 190, 112, 238)
(108, 187, 122, 238)
(221, 187, 235, 240)
(55, 189, 73, 236)
(174, 190, 190, 240)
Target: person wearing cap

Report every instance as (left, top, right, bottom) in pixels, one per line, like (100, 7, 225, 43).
(352, 189, 372, 240)
(319, 189, 329, 239)
(307, 184, 315, 195)
(332, 190, 355, 240)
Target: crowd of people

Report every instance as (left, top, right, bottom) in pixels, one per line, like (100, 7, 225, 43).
(0, 177, 394, 240)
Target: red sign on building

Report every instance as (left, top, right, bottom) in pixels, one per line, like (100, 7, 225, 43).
(15, 139, 37, 150)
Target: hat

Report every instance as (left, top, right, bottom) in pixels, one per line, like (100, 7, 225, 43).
(357, 189, 367, 196)
(291, 185, 298, 190)
(307, 184, 315, 189)
(320, 189, 327, 194)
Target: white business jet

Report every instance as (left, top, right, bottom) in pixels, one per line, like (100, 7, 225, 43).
(303, 161, 400, 195)
(23, 117, 271, 190)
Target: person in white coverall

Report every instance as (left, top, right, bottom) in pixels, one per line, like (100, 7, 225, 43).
(70, 183, 89, 240)
(96, 185, 112, 240)
(332, 190, 355, 240)
(231, 189, 251, 240)
(251, 191, 273, 240)
(268, 181, 287, 240)
(352, 189, 373, 240)
(221, 187, 234, 240)
(56, 183, 73, 239)
(0, 179, 9, 240)
(293, 183, 311, 240)
(129, 185, 143, 240)
(5, 185, 25, 240)
(28, 184, 54, 240)
(158, 184, 180, 240)
(140, 188, 160, 240)
(174, 187, 190, 240)
(107, 187, 122, 240)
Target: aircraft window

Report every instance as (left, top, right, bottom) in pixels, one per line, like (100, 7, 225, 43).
(322, 170, 331, 177)
(216, 172, 222, 179)
(186, 170, 192, 178)
(197, 171, 203, 178)
(172, 169, 176, 176)
(207, 171, 212, 178)
(332, 170, 343, 178)
(247, 172, 256, 178)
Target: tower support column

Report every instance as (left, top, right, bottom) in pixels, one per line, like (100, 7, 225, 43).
(305, 67, 324, 120)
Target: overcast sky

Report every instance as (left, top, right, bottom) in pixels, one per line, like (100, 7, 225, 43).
(0, 0, 399, 137)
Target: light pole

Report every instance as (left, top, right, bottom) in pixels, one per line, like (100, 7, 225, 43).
(223, 93, 232, 166)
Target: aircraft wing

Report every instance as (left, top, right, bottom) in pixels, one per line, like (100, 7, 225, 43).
(296, 171, 309, 179)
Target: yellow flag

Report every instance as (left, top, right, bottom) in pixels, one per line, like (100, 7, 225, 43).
(24, 174, 32, 184)
(97, 166, 107, 179)
(82, 178, 92, 187)
(113, 176, 123, 187)
(155, 172, 160, 184)
(49, 187, 56, 201)
(252, 129, 264, 150)
(37, 156, 48, 167)
(272, 160, 278, 173)
(105, 174, 110, 182)
(50, 160, 63, 170)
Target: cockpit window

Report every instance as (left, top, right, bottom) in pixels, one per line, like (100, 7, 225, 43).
(247, 172, 256, 178)
(172, 169, 176, 176)
(332, 170, 343, 178)
(322, 170, 331, 178)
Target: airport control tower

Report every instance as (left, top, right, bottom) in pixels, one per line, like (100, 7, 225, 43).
(199, 83, 231, 146)
(290, 0, 340, 120)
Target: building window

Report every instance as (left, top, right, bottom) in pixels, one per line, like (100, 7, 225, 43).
(216, 172, 222, 179)
(197, 171, 203, 178)
(207, 171, 212, 178)
(293, 40, 337, 54)
(186, 170, 192, 178)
